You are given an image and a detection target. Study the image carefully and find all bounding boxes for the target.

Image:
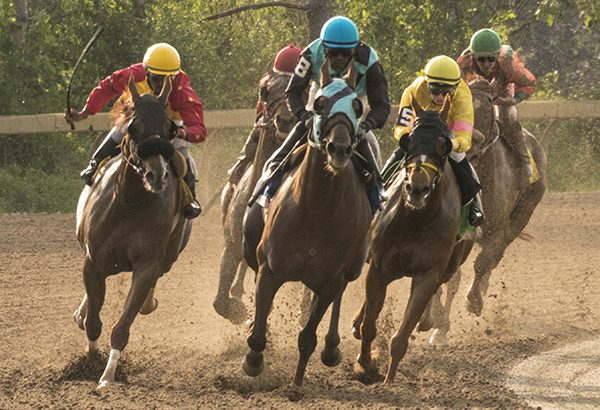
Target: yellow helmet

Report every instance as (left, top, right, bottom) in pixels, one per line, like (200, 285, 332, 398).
(143, 43, 180, 76)
(424, 55, 461, 86)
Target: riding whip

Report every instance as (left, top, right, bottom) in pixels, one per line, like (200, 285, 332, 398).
(66, 25, 104, 130)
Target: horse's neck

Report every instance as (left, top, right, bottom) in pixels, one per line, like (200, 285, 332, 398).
(115, 161, 151, 204)
(294, 146, 343, 212)
(250, 127, 281, 186)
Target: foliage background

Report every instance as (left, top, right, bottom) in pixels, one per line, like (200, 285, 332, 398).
(0, 0, 599, 213)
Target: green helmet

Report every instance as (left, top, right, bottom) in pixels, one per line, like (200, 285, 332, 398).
(469, 29, 502, 57)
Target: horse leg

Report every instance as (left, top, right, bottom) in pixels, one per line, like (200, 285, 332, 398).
(430, 267, 462, 345)
(73, 294, 87, 331)
(321, 282, 347, 367)
(298, 285, 312, 328)
(467, 240, 505, 316)
(81, 260, 106, 356)
(243, 265, 280, 378)
(356, 265, 388, 371)
(351, 300, 366, 340)
(230, 260, 248, 299)
(214, 241, 247, 324)
(139, 287, 158, 315)
(385, 272, 437, 384)
(295, 279, 343, 386)
(98, 263, 158, 389)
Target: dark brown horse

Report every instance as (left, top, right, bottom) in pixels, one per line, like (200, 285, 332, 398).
(351, 96, 471, 383)
(214, 70, 296, 324)
(241, 66, 371, 386)
(429, 78, 547, 343)
(73, 76, 193, 389)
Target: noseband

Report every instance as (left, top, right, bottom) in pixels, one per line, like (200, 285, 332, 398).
(405, 154, 442, 191)
(308, 114, 358, 152)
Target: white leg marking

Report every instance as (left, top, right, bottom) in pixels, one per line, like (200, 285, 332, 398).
(97, 349, 120, 389)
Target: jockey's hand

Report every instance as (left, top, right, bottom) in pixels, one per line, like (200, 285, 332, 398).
(299, 110, 314, 129)
(64, 108, 87, 124)
(494, 95, 517, 107)
(175, 125, 188, 140)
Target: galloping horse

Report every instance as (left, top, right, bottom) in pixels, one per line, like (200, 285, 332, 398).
(352, 96, 471, 383)
(241, 62, 372, 386)
(214, 69, 296, 324)
(73, 76, 193, 389)
(428, 79, 547, 342)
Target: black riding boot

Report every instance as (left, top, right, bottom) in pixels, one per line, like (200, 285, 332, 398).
(380, 146, 407, 183)
(450, 157, 484, 227)
(465, 160, 484, 227)
(248, 119, 309, 206)
(183, 158, 202, 219)
(81, 133, 121, 186)
(355, 137, 386, 206)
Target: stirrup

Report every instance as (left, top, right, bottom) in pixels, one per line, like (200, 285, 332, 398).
(183, 199, 202, 219)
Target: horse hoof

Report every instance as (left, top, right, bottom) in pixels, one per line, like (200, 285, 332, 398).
(73, 309, 84, 330)
(352, 325, 362, 340)
(429, 329, 448, 346)
(213, 298, 247, 325)
(321, 347, 342, 367)
(139, 298, 158, 315)
(466, 292, 483, 316)
(242, 351, 264, 377)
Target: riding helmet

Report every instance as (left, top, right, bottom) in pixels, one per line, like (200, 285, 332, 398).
(424, 56, 461, 86)
(469, 29, 502, 57)
(273, 45, 302, 74)
(320, 16, 359, 48)
(143, 43, 181, 76)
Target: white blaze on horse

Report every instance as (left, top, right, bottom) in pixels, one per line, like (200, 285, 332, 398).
(74, 75, 193, 389)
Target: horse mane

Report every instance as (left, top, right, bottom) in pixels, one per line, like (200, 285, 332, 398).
(467, 74, 494, 94)
(111, 89, 133, 128)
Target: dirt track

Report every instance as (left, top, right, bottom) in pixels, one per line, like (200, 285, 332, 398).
(1, 191, 599, 409)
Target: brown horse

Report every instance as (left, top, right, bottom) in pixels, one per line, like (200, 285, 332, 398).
(429, 78, 547, 343)
(351, 96, 471, 383)
(214, 70, 296, 324)
(73, 76, 193, 389)
(241, 66, 371, 386)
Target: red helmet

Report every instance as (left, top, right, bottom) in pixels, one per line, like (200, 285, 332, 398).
(273, 45, 302, 74)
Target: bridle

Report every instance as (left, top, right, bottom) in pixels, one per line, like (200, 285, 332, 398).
(404, 154, 443, 193)
(308, 113, 358, 152)
(471, 86, 500, 155)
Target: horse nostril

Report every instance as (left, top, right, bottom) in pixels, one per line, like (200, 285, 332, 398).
(406, 184, 412, 194)
(422, 187, 430, 197)
(327, 143, 336, 155)
(345, 146, 352, 156)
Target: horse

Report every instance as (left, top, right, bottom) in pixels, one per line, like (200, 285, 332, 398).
(351, 95, 472, 383)
(73, 75, 193, 389)
(241, 61, 372, 386)
(429, 78, 547, 342)
(213, 69, 296, 324)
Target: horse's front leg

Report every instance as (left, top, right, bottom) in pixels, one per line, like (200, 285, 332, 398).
(320, 282, 347, 368)
(385, 271, 438, 383)
(430, 268, 462, 345)
(81, 259, 106, 356)
(98, 261, 159, 389)
(356, 264, 388, 371)
(467, 243, 504, 316)
(214, 236, 248, 324)
(295, 279, 341, 386)
(243, 264, 280, 378)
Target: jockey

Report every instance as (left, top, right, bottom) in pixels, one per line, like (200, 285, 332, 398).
(227, 44, 303, 187)
(249, 16, 391, 211)
(65, 43, 205, 219)
(381, 56, 484, 227)
(457, 28, 537, 182)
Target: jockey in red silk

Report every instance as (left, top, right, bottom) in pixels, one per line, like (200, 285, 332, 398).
(227, 44, 303, 186)
(65, 43, 205, 219)
(457, 28, 537, 181)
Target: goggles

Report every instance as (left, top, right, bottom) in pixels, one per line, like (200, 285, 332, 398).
(325, 47, 354, 58)
(426, 82, 456, 96)
(475, 56, 497, 63)
(146, 71, 178, 82)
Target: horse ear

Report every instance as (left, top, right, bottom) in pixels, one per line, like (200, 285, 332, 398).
(158, 76, 172, 105)
(410, 93, 424, 117)
(399, 133, 413, 153)
(320, 57, 333, 87)
(314, 96, 329, 116)
(439, 94, 451, 123)
(352, 98, 363, 119)
(128, 75, 140, 102)
(343, 58, 357, 90)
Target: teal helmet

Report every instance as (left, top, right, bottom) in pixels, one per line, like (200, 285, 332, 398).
(469, 29, 502, 57)
(320, 16, 359, 48)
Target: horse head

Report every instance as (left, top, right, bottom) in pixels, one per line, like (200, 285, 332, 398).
(312, 61, 362, 170)
(398, 94, 452, 208)
(121, 75, 175, 193)
(468, 77, 496, 164)
(259, 68, 296, 138)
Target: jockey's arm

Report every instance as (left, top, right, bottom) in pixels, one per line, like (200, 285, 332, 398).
(169, 73, 207, 143)
(364, 62, 391, 131)
(286, 53, 314, 122)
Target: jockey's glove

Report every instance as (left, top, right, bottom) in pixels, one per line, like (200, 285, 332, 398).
(298, 110, 314, 129)
(169, 122, 188, 141)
